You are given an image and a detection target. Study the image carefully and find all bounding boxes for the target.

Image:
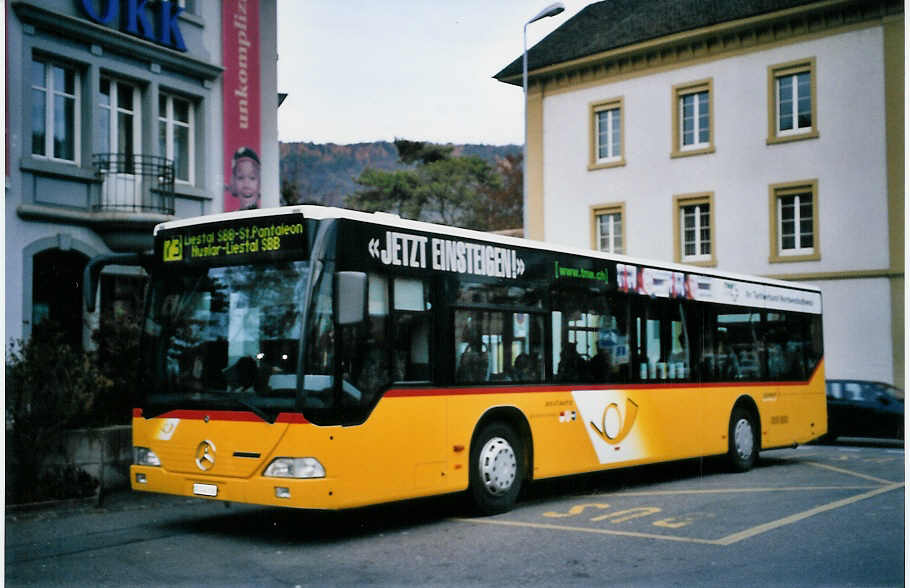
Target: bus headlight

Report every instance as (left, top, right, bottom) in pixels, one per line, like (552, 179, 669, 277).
(263, 457, 325, 479)
(134, 447, 161, 467)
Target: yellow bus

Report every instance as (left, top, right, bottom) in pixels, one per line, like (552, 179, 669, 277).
(87, 206, 826, 514)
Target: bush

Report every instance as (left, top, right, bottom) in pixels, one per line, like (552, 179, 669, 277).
(36, 465, 100, 502)
(6, 321, 113, 503)
(90, 309, 141, 427)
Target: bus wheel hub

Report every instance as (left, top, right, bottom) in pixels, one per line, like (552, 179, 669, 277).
(479, 437, 517, 495)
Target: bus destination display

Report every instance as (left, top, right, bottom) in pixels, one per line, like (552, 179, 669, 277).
(159, 215, 306, 265)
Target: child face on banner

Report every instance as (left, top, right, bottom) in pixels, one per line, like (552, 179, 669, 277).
(231, 156, 260, 209)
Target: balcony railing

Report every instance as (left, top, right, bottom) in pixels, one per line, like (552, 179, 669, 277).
(92, 153, 175, 215)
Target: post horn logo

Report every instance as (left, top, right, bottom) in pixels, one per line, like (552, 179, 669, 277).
(195, 440, 216, 471)
(589, 398, 639, 445)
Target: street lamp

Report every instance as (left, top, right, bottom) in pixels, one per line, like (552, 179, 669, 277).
(523, 2, 564, 238)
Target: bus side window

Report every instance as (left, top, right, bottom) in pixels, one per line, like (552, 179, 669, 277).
(703, 308, 770, 382)
(455, 310, 491, 383)
(392, 278, 432, 382)
(551, 288, 631, 384)
(453, 280, 545, 385)
(343, 273, 390, 404)
(631, 298, 689, 381)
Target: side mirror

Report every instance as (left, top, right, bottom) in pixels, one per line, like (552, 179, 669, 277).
(83, 252, 150, 312)
(335, 271, 367, 326)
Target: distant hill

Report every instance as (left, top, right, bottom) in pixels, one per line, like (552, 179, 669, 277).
(279, 141, 521, 207)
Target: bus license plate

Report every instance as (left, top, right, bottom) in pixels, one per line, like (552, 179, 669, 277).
(193, 483, 218, 497)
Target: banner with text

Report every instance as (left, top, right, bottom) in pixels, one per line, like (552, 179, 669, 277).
(222, 0, 262, 212)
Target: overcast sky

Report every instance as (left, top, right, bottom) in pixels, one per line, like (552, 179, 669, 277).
(276, 0, 591, 146)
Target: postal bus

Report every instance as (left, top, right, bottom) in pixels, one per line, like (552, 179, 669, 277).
(86, 205, 826, 514)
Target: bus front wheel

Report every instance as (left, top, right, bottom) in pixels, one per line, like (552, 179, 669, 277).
(728, 406, 758, 472)
(469, 422, 523, 515)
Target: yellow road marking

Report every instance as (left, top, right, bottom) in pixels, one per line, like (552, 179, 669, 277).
(453, 517, 720, 545)
(456, 482, 903, 545)
(806, 461, 898, 485)
(715, 482, 904, 545)
(594, 485, 877, 497)
(455, 459, 904, 546)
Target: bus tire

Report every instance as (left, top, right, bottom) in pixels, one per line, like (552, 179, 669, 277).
(469, 422, 523, 515)
(728, 406, 758, 472)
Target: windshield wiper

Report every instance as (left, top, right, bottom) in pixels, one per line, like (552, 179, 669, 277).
(229, 395, 275, 424)
(142, 389, 276, 423)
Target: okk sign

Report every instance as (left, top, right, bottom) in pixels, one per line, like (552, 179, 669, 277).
(79, 0, 187, 52)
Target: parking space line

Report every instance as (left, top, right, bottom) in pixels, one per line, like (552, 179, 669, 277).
(453, 517, 721, 545)
(714, 482, 904, 546)
(456, 482, 904, 546)
(807, 461, 899, 485)
(591, 485, 877, 497)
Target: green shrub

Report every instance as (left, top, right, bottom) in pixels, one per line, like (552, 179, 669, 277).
(6, 321, 113, 503)
(90, 309, 141, 427)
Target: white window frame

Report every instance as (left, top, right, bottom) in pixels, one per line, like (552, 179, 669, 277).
(672, 79, 714, 158)
(159, 93, 195, 184)
(776, 72, 811, 136)
(681, 204, 711, 262)
(589, 97, 625, 170)
(31, 58, 81, 164)
(99, 77, 142, 164)
(778, 192, 814, 256)
(680, 91, 709, 150)
(596, 107, 621, 162)
(674, 193, 715, 266)
(591, 203, 625, 254)
(767, 58, 818, 144)
(769, 180, 820, 263)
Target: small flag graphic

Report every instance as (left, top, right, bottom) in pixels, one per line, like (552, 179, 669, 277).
(559, 410, 577, 423)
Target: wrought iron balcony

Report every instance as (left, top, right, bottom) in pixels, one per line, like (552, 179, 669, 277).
(92, 153, 175, 215)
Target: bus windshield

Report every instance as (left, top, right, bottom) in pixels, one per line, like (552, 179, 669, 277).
(140, 260, 326, 422)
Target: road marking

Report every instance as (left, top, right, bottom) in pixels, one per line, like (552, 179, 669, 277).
(454, 517, 720, 545)
(588, 485, 877, 497)
(456, 482, 904, 546)
(714, 482, 904, 545)
(455, 449, 905, 547)
(807, 461, 898, 485)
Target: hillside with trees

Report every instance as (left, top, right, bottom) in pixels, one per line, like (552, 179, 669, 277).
(280, 141, 522, 231)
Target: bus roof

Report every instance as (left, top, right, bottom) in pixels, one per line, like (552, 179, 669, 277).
(154, 205, 821, 294)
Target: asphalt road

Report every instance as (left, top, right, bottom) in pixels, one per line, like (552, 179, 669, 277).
(5, 440, 904, 587)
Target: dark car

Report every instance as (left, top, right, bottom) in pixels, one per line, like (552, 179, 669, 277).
(825, 380, 904, 441)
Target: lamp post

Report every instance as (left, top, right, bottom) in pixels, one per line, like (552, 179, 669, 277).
(523, 2, 564, 238)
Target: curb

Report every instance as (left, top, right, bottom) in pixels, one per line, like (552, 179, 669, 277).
(6, 491, 102, 514)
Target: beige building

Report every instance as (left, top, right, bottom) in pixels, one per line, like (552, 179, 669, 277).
(496, 0, 904, 387)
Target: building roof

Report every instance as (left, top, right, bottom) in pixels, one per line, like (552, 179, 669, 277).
(494, 0, 830, 84)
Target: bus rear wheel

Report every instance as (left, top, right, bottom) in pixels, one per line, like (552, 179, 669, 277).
(728, 406, 758, 472)
(469, 422, 523, 515)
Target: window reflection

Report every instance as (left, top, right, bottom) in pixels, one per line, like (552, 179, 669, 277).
(144, 261, 309, 417)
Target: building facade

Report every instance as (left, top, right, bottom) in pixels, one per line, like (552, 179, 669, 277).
(496, 0, 904, 387)
(6, 0, 280, 349)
